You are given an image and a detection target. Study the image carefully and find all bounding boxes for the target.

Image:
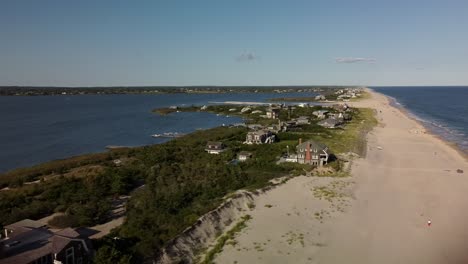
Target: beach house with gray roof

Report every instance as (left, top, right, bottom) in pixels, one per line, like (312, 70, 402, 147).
(205, 141, 227, 154)
(244, 130, 275, 144)
(318, 117, 344, 128)
(266, 107, 280, 119)
(1, 219, 93, 264)
(295, 139, 329, 166)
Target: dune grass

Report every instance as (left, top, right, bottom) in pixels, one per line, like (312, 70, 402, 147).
(200, 214, 252, 264)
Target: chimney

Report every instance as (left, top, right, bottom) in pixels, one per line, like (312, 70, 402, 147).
(305, 142, 311, 161)
(299, 138, 302, 145)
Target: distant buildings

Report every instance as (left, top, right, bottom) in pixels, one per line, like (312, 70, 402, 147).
(294, 116, 310, 125)
(317, 117, 344, 128)
(244, 130, 276, 144)
(336, 88, 363, 101)
(266, 107, 280, 119)
(1, 219, 93, 264)
(205, 141, 227, 154)
(315, 95, 326, 101)
(240, 107, 251, 113)
(312, 110, 329, 120)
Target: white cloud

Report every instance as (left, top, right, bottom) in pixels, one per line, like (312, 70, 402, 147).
(335, 57, 376, 64)
(237, 52, 258, 62)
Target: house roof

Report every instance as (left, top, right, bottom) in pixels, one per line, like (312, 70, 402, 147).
(318, 117, 343, 126)
(313, 110, 329, 115)
(206, 141, 223, 147)
(296, 140, 328, 152)
(5, 219, 46, 231)
(1, 226, 90, 264)
(247, 130, 271, 136)
(238, 151, 252, 156)
(1, 228, 54, 263)
(54, 228, 80, 238)
(51, 235, 75, 253)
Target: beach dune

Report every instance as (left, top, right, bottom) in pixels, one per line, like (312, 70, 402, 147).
(214, 89, 468, 264)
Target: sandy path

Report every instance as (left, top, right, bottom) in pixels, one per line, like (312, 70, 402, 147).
(215, 89, 468, 263)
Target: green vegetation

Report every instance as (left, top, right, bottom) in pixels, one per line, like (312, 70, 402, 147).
(0, 150, 130, 189)
(268, 90, 371, 103)
(0, 86, 351, 96)
(0, 98, 377, 263)
(154, 104, 278, 126)
(0, 166, 143, 227)
(153, 105, 199, 115)
(93, 236, 139, 264)
(268, 96, 320, 102)
(200, 214, 251, 264)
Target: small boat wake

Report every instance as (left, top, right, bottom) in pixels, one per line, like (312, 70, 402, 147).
(151, 132, 186, 138)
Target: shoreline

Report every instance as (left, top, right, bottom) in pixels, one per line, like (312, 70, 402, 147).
(367, 88, 468, 162)
(212, 88, 468, 263)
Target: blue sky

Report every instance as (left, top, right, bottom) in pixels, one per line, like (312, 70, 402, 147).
(1, 0, 467, 86)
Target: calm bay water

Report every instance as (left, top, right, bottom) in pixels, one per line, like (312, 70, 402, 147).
(372, 86, 468, 154)
(2, 87, 466, 173)
(0, 92, 310, 173)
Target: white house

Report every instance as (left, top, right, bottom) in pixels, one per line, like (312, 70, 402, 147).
(238, 151, 252, 161)
(244, 130, 275, 144)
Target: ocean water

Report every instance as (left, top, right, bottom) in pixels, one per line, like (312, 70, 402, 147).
(0, 92, 313, 173)
(372, 86, 468, 154)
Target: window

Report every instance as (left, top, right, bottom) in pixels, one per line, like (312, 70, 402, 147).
(66, 247, 74, 264)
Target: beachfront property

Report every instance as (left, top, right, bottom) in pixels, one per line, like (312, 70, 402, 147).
(244, 130, 276, 144)
(266, 124, 282, 132)
(295, 116, 310, 125)
(318, 117, 344, 128)
(336, 88, 362, 101)
(332, 103, 350, 112)
(237, 151, 253, 161)
(289, 139, 329, 166)
(246, 124, 263, 130)
(312, 110, 329, 119)
(240, 106, 251, 113)
(266, 107, 281, 119)
(1, 219, 93, 264)
(315, 94, 326, 100)
(205, 141, 227, 154)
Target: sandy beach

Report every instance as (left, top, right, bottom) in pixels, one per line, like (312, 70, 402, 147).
(214, 89, 468, 264)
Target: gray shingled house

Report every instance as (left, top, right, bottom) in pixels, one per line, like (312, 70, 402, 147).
(295, 139, 330, 166)
(1, 219, 93, 264)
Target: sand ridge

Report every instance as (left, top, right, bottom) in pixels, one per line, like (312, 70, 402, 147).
(214, 89, 468, 264)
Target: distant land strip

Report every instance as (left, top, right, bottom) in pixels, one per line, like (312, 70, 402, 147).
(0, 86, 359, 96)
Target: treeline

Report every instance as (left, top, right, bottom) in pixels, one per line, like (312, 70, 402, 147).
(0, 105, 376, 263)
(0, 150, 130, 188)
(0, 166, 143, 228)
(0, 86, 349, 96)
